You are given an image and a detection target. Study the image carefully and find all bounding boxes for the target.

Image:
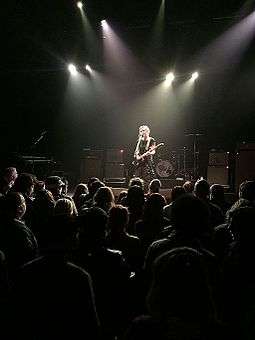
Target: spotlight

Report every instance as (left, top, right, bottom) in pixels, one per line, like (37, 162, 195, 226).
(165, 72, 175, 85)
(191, 72, 199, 81)
(68, 64, 78, 76)
(101, 20, 108, 29)
(85, 64, 92, 72)
(77, 2, 83, 9)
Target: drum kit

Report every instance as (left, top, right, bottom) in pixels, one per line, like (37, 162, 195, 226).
(155, 147, 192, 179)
(155, 133, 203, 180)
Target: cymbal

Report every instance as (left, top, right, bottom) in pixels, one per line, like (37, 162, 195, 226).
(185, 133, 204, 136)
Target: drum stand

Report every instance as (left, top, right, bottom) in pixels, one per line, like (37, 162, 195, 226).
(179, 147, 188, 180)
(185, 133, 203, 180)
(183, 146, 187, 178)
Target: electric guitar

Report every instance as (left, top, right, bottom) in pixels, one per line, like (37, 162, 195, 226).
(132, 142, 164, 167)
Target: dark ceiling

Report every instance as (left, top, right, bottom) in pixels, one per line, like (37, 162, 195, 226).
(2, 0, 255, 172)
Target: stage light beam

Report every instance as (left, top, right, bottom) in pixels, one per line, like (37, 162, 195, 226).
(68, 64, 78, 76)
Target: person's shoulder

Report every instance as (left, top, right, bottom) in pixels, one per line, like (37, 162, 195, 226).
(149, 236, 170, 249)
(125, 233, 141, 244)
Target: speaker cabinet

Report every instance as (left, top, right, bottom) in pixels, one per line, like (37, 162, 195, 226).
(105, 149, 124, 163)
(207, 166, 229, 186)
(80, 157, 103, 182)
(209, 151, 228, 166)
(104, 162, 125, 179)
(235, 148, 255, 192)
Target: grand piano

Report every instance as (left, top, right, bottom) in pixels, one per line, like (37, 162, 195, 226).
(18, 155, 56, 179)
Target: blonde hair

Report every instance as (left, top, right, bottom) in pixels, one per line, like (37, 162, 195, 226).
(139, 125, 150, 135)
(54, 198, 74, 216)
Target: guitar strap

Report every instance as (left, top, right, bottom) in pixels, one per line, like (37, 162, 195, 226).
(134, 136, 141, 157)
(145, 137, 151, 151)
(134, 136, 153, 158)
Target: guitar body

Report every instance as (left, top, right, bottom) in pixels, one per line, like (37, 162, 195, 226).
(132, 157, 147, 169)
(132, 142, 164, 169)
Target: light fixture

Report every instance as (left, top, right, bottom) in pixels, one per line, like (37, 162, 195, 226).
(165, 72, 175, 85)
(68, 64, 78, 76)
(101, 20, 108, 29)
(77, 2, 83, 9)
(85, 64, 92, 72)
(191, 72, 199, 81)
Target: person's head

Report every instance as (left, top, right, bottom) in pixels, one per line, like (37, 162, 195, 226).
(129, 177, 144, 190)
(126, 185, 145, 210)
(108, 205, 129, 233)
(73, 183, 89, 198)
(3, 167, 18, 184)
(148, 179, 162, 194)
(61, 177, 69, 195)
(144, 193, 166, 218)
(13, 173, 35, 197)
(147, 247, 214, 321)
(89, 180, 105, 197)
(2, 192, 26, 220)
(239, 180, 255, 202)
(33, 180, 45, 194)
(170, 194, 210, 236)
(183, 181, 194, 193)
(48, 200, 77, 250)
(170, 186, 186, 202)
(54, 198, 76, 217)
(87, 177, 100, 192)
(229, 206, 255, 241)
(139, 125, 150, 139)
(0, 167, 18, 194)
(194, 179, 210, 200)
(93, 186, 115, 212)
(78, 206, 108, 245)
(45, 176, 65, 198)
(117, 190, 127, 204)
(210, 184, 225, 202)
(33, 189, 55, 218)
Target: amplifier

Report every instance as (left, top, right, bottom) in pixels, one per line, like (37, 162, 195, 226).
(208, 151, 229, 166)
(105, 149, 124, 163)
(81, 148, 104, 160)
(104, 162, 125, 179)
(207, 166, 229, 186)
(235, 149, 255, 192)
(80, 157, 103, 182)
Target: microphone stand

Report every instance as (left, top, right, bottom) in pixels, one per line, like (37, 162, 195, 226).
(30, 131, 47, 150)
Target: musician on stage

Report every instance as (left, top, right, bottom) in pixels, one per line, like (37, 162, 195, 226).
(133, 125, 157, 186)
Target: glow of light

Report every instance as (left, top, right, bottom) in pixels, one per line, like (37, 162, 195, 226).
(85, 64, 92, 72)
(68, 64, 78, 76)
(77, 2, 83, 9)
(101, 20, 108, 30)
(165, 72, 175, 85)
(191, 72, 199, 81)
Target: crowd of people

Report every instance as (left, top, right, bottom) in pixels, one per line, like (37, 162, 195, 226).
(0, 166, 254, 339)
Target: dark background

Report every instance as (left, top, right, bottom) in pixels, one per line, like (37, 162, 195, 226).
(2, 0, 255, 180)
